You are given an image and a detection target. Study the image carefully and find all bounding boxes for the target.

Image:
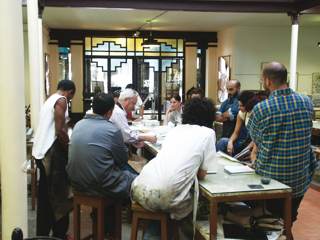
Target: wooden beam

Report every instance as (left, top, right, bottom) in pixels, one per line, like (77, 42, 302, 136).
(43, 0, 297, 13)
(49, 29, 217, 43)
(295, 0, 320, 12)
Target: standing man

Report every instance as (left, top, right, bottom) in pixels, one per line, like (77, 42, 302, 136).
(110, 88, 156, 146)
(247, 62, 317, 222)
(216, 80, 241, 138)
(32, 80, 75, 239)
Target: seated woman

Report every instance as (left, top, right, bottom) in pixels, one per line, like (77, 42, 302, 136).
(216, 91, 254, 155)
(164, 94, 182, 126)
(131, 98, 217, 238)
(216, 91, 268, 156)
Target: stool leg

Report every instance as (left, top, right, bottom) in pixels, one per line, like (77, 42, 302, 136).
(92, 208, 98, 240)
(130, 213, 139, 240)
(114, 204, 122, 240)
(160, 216, 168, 240)
(171, 220, 179, 240)
(97, 205, 104, 240)
(73, 203, 81, 240)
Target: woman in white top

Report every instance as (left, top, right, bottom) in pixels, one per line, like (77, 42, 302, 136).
(164, 94, 182, 126)
(226, 91, 268, 155)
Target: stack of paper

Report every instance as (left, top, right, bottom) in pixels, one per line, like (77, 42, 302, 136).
(224, 165, 255, 174)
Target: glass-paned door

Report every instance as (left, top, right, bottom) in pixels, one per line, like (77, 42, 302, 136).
(110, 58, 133, 92)
(161, 58, 183, 113)
(137, 58, 160, 119)
(136, 58, 183, 120)
(84, 36, 185, 116)
(90, 58, 108, 94)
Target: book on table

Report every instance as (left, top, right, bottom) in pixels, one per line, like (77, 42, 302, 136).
(224, 165, 255, 175)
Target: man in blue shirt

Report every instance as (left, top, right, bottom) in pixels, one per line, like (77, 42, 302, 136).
(216, 80, 241, 138)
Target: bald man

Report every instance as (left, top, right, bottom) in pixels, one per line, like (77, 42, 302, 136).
(247, 62, 316, 222)
(216, 80, 241, 138)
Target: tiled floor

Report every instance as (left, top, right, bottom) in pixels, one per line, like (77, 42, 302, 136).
(2, 187, 318, 239)
(292, 188, 320, 240)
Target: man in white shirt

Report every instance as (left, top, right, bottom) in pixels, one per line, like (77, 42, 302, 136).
(32, 80, 75, 239)
(110, 88, 156, 146)
(131, 98, 217, 237)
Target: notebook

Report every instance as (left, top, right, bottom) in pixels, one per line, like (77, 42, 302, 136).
(217, 151, 239, 162)
(224, 165, 255, 175)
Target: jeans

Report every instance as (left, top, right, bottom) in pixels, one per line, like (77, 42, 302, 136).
(121, 162, 139, 175)
(216, 137, 245, 156)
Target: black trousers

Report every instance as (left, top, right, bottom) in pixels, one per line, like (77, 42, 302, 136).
(265, 196, 304, 223)
(36, 159, 69, 238)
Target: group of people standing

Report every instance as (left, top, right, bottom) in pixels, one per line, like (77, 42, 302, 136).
(31, 61, 316, 239)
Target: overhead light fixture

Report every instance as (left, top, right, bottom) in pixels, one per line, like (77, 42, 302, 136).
(141, 32, 160, 48)
(133, 31, 140, 37)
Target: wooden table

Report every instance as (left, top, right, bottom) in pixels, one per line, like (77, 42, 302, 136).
(135, 125, 293, 239)
(199, 156, 293, 240)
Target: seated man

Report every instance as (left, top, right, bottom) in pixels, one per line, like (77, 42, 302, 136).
(216, 80, 241, 138)
(110, 88, 156, 147)
(131, 98, 217, 222)
(67, 93, 136, 199)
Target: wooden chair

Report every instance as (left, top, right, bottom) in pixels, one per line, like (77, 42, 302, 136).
(130, 202, 179, 240)
(73, 192, 122, 240)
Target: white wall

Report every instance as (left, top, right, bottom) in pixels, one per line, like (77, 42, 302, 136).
(218, 25, 320, 95)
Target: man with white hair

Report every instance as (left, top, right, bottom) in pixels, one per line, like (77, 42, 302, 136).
(110, 88, 157, 145)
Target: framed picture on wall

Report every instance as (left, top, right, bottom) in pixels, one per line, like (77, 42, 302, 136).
(44, 53, 50, 98)
(218, 55, 231, 103)
(312, 72, 320, 95)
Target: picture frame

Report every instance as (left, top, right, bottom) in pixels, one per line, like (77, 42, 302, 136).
(218, 55, 231, 103)
(44, 53, 50, 98)
(312, 72, 320, 95)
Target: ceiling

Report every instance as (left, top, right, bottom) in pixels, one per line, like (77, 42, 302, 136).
(40, 7, 320, 32)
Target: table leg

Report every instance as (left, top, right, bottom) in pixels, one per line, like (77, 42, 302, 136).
(283, 194, 293, 240)
(209, 200, 218, 240)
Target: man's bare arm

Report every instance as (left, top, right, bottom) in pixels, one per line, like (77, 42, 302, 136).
(197, 169, 207, 180)
(54, 98, 69, 149)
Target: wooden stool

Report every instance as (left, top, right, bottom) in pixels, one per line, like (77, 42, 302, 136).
(73, 192, 122, 240)
(130, 202, 178, 240)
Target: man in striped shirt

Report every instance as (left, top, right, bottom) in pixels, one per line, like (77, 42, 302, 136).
(247, 62, 317, 222)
